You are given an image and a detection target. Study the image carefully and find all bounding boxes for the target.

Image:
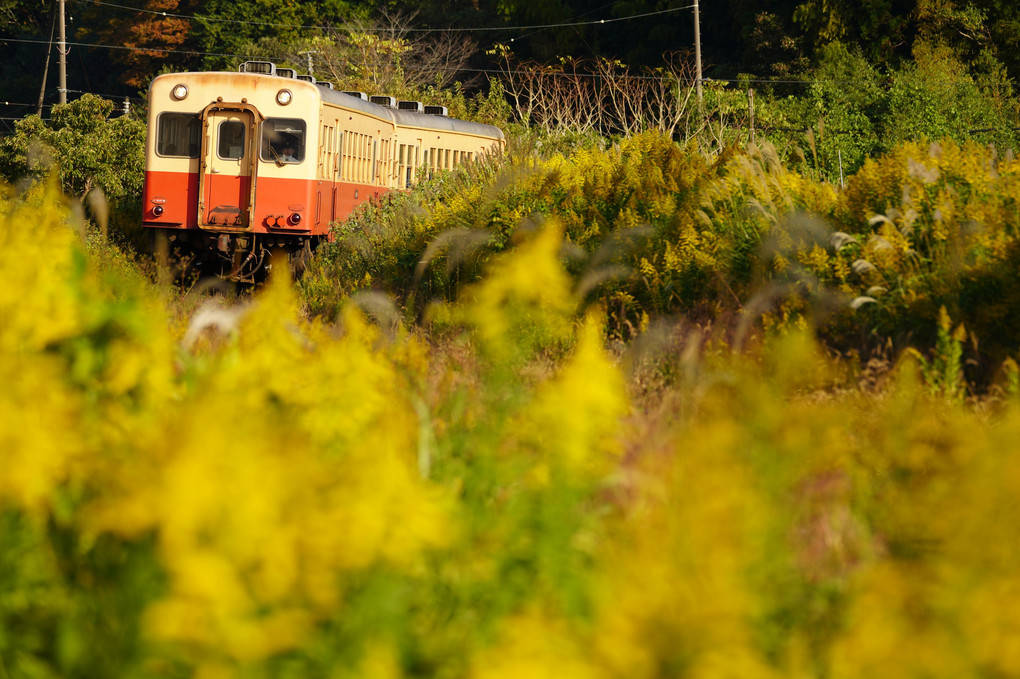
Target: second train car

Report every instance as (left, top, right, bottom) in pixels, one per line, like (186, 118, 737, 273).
(142, 61, 505, 279)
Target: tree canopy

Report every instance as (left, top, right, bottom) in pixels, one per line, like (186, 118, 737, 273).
(3, 0, 1020, 108)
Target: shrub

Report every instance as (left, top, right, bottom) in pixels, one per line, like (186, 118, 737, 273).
(0, 94, 147, 249)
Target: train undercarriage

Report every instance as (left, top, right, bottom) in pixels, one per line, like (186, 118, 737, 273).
(149, 228, 321, 283)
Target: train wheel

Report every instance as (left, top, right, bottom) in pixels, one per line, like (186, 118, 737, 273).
(289, 239, 314, 278)
(149, 229, 207, 288)
(148, 228, 170, 283)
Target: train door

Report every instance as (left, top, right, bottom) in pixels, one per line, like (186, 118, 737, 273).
(325, 124, 339, 223)
(197, 103, 262, 230)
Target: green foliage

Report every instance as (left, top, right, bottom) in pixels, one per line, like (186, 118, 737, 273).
(880, 43, 1020, 153)
(0, 94, 145, 201)
(188, 0, 360, 71)
(768, 42, 882, 176)
(911, 306, 967, 401)
(0, 95, 147, 251)
(764, 40, 1020, 182)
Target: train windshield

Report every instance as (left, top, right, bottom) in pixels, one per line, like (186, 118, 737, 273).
(261, 118, 306, 164)
(156, 112, 200, 158)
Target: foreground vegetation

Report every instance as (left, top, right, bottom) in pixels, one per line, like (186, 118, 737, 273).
(4, 2, 1020, 674)
(4, 172, 1020, 678)
(303, 130, 1020, 389)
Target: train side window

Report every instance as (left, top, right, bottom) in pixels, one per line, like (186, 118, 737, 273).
(337, 131, 344, 179)
(261, 117, 306, 164)
(398, 144, 407, 187)
(156, 112, 200, 157)
(217, 121, 246, 160)
(320, 124, 331, 176)
(373, 140, 379, 184)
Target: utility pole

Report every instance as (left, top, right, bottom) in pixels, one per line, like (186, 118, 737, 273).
(37, 0, 56, 115)
(299, 50, 317, 77)
(746, 87, 754, 143)
(58, 0, 67, 104)
(693, 0, 703, 109)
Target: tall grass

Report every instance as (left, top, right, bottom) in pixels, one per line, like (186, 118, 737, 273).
(304, 133, 1020, 388)
(3, 181, 1020, 677)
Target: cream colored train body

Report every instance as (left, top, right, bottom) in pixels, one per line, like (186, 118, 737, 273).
(142, 61, 504, 278)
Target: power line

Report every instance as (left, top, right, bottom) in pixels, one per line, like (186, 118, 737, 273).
(3, 36, 267, 60)
(79, 0, 695, 33)
(65, 88, 144, 101)
(3, 37, 1010, 89)
(510, 1, 618, 45)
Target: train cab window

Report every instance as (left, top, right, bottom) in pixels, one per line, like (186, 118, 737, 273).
(217, 121, 246, 160)
(261, 118, 307, 164)
(156, 113, 200, 157)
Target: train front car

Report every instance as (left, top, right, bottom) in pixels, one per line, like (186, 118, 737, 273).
(142, 63, 325, 280)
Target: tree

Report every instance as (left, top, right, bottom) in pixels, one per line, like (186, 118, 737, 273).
(238, 11, 481, 97)
(0, 94, 146, 201)
(185, 0, 361, 70)
(76, 0, 197, 88)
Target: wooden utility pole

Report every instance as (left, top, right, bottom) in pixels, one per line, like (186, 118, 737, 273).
(37, 1, 56, 115)
(299, 50, 317, 76)
(693, 0, 703, 109)
(749, 88, 755, 144)
(58, 0, 67, 104)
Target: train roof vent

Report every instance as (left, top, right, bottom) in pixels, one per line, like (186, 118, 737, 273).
(296, 74, 315, 83)
(343, 91, 368, 100)
(398, 100, 424, 113)
(317, 81, 335, 90)
(370, 95, 397, 108)
(424, 105, 449, 116)
(239, 61, 276, 75)
(276, 67, 296, 79)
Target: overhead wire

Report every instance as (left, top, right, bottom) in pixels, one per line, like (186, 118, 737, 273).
(68, 9, 95, 97)
(3, 36, 266, 60)
(64, 88, 144, 101)
(77, 0, 696, 33)
(4, 35, 1009, 91)
(505, 2, 613, 46)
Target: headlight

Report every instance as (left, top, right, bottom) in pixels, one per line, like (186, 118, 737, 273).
(276, 89, 293, 106)
(171, 84, 189, 100)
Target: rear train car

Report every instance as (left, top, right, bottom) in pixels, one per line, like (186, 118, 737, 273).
(142, 62, 504, 279)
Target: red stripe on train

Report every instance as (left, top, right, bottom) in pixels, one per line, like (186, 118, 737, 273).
(142, 170, 387, 234)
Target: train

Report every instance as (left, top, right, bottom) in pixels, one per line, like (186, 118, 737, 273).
(142, 61, 505, 280)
